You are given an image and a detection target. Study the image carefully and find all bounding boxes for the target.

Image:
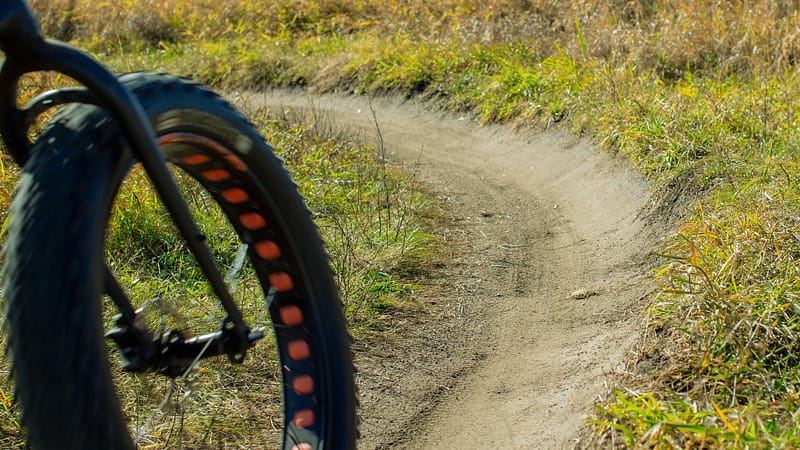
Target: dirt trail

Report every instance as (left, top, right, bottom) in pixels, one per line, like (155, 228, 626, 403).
(245, 91, 661, 449)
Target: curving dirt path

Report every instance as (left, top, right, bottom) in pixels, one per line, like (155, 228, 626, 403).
(243, 91, 663, 449)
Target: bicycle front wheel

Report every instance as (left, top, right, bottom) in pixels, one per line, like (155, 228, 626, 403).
(3, 73, 356, 449)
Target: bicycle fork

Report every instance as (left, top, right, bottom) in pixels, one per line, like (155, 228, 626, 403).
(0, 1, 259, 374)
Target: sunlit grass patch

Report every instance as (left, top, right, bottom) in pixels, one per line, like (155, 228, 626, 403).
(591, 390, 776, 448)
(589, 158, 800, 447)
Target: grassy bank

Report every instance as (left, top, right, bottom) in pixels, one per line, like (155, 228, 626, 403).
(18, 0, 800, 447)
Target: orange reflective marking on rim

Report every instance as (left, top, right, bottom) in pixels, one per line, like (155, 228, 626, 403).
(292, 375, 314, 395)
(239, 212, 266, 230)
(224, 154, 248, 172)
(280, 305, 303, 326)
(221, 188, 249, 204)
(255, 240, 281, 259)
(159, 132, 235, 164)
(293, 409, 315, 428)
(181, 154, 211, 165)
(158, 133, 189, 146)
(269, 272, 294, 292)
(202, 169, 230, 182)
(287, 339, 310, 360)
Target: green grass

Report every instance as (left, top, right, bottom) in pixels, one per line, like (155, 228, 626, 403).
(11, 0, 800, 447)
(252, 109, 432, 320)
(589, 167, 800, 447)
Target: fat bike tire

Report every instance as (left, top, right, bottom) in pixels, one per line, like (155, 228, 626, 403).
(3, 72, 356, 450)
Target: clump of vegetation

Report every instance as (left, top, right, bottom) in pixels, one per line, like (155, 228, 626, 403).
(252, 107, 431, 321)
(591, 169, 800, 447)
(12, 0, 800, 446)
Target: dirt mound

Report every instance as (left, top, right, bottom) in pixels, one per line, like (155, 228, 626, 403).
(246, 91, 663, 449)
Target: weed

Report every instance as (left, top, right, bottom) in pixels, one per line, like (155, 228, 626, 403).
(0, 384, 23, 447)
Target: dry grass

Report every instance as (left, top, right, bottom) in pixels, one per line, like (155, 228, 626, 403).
(30, 0, 800, 81)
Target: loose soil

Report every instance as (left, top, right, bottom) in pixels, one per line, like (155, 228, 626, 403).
(244, 91, 667, 449)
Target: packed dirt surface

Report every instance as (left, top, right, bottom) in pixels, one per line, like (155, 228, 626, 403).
(245, 91, 664, 449)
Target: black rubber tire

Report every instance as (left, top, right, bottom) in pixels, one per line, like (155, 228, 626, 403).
(3, 72, 356, 449)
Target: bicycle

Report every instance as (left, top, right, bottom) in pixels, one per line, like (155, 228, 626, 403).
(0, 2, 356, 449)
